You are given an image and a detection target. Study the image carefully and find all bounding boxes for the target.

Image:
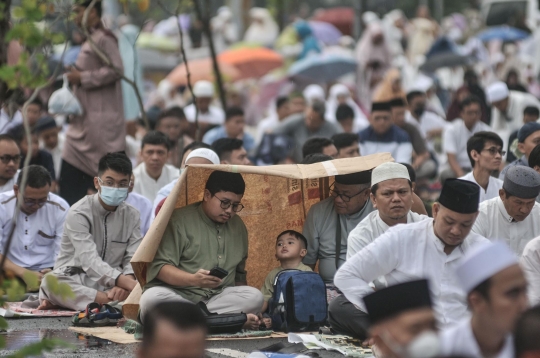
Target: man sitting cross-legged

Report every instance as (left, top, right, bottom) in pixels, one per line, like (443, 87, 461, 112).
(38, 152, 142, 310)
(139, 170, 263, 329)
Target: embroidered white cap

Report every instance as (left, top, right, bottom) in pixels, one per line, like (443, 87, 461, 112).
(371, 162, 410, 186)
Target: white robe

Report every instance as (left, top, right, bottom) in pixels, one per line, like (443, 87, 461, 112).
(133, 163, 180, 203)
(472, 197, 540, 256)
(335, 219, 488, 327)
(521, 236, 540, 306)
(459, 172, 503, 204)
(440, 318, 514, 358)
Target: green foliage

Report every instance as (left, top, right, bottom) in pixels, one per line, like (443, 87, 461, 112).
(7, 338, 74, 358)
(44, 274, 75, 300)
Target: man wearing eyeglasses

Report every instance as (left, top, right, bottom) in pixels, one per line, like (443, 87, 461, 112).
(459, 132, 504, 203)
(38, 152, 141, 310)
(0, 134, 21, 193)
(140, 170, 263, 330)
(472, 165, 540, 257)
(500, 122, 540, 181)
(0, 165, 68, 291)
(302, 171, 373, 285)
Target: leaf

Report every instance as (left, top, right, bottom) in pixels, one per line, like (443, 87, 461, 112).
(44, 275, 74, 300)
(0, 316, 8, 330)
(5, 279, 25, 302)
(0, 335, 5, 349)
(22, 272, 39, 292)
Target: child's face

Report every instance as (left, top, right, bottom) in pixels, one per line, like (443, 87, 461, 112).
(40, 127, 59, 149)
(20, 134, 39, 158)
(275, 234, 307, 261)
(25, 104, 42, 128)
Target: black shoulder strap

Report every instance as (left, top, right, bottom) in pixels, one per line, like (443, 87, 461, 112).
(335, 212, 341, 270)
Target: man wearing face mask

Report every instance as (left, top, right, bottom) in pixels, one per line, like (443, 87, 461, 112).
(332, 179, 488, 339)
(440, 242, 528, 358)
(405, 90, 446, 152)
(364, 280, 440, 358)
(38, 152, 141, 311)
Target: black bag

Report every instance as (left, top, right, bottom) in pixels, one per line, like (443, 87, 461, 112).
(197, 302, 247, 334)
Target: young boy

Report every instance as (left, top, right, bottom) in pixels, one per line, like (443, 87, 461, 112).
(260, 230, 312, 327)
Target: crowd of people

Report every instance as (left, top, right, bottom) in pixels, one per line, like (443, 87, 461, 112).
(5, 0, 540, 357)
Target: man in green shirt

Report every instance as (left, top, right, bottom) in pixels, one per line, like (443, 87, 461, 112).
(140, 171, 263, 329)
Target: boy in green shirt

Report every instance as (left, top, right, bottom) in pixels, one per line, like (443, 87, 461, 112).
(260, 230, 312, 328)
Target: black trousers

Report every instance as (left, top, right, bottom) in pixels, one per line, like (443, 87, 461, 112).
(59, 160, 95, 206)
(328, 295, 371, 340)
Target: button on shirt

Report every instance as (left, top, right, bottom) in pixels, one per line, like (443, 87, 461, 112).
(53, 194, 142, 288)
(440, 318, 514, 358)
(459, 172, 503, 204)
(303, 197, 374, 283)
(347, 210, 429, 259)
(472, 197, 540, 256)
(145, 202, 249, 303)
(133, 163, 180, 202)
(335, 219, 488, 327)
(0, 190, 69, 271)
(443, 119, 491, 169)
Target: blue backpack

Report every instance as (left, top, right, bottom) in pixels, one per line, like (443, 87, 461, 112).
(268, 270, 327, 332)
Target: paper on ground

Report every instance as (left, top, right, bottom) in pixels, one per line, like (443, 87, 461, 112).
(288, 333, 347, 355)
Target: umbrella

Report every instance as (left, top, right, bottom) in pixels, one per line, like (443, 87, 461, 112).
(420, 52, 475, 73)
(311, 7, 354, 36)
(476, 26, 530, 42)
(309, 21, 343, 45)
(288, 53, 357, 82)
(425, 37, 459, 59)
(167, 58, 240, 86)
(218, 47, 284, 80)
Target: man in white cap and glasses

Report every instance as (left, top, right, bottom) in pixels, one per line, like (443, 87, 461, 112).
(183, 80, 225, 129)
(472, 165, 540, 256)
(330, 179, 488, 339)
(487, 81, 540, 147)
(440, 242, 528, 358)
(347, 162, 429, 259)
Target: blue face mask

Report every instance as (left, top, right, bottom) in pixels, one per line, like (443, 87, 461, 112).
(99, 186, 128, 206)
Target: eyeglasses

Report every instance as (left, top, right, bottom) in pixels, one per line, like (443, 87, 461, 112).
(0, 155, 21, 164)
(482, 148, 506, 156)
(23, 196, 48, 208)
(213, 195, 244, 212)
(97, 177, 131, 189)
(329, 185, 368, 203)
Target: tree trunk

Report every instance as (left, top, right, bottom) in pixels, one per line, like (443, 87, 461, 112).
(0, 0, 12, 104)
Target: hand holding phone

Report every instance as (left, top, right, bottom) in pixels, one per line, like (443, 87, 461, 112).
(208, 267, 228, 279)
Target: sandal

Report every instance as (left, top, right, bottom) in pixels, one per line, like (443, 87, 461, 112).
(102, 304, 123, 324)
(72, 302, 110, 327)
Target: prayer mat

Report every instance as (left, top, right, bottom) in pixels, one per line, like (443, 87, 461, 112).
(289, 333, 372, 357)
(0, 302, 77, 318)
(69, 326, 140, 344)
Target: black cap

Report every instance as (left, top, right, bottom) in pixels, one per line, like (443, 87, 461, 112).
(388, 98, 406, 108)
(438, 179, 480, 214)
(335, 171, 371, 185)
(371, 101, 391, 112)
(34, 116, 57, 133)
(363, 280, 432, 325)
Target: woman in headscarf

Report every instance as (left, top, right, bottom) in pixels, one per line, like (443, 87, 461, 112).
(243, 8, 279, 48)
(325, 83, 369, 132)
(303, 84, 325, 105)
(211, 6, 238, 53)
(372, 68, 406, 102)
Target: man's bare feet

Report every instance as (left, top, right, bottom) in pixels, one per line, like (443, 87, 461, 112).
(242, 313, 260, 330)
(36, 300, 59, 310)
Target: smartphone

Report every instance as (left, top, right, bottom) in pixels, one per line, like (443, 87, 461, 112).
(208, 267, 228, 279)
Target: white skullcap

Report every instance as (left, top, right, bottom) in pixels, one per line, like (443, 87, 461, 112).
(455, 242, 518, 293)
(185, 148, 220, 165)
(407, 74, 433, 93)
(486, 81, 509, 103)
(303, 84, 325, 103)
(372, 162, 410, 186)
(193, 80, 214, 98)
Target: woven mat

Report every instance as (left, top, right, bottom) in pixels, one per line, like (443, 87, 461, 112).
(1, 302, 76, 318)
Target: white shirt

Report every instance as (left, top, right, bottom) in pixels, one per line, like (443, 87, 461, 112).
(459, 172, 504, 204)
(405, 110, 447, 151)
(443, 119, 492, 169)
(440, 318, 514, 358)
(347, 210, 429, 259)
(133, 163, 179, 203)
(472, 197, 540, 256)
(256, 114, 279, 145)
(0, 109, 22, 134)
(125, 192, 152, 236)
(0, 170, 19, 194)
(152, 178, 178, 218)
(521, 236, 540, 306)
(41, 132, 65, 180)
(335, 219, 488, 327)
(184, 103, 225, 125)
(0, 190, 69, 271)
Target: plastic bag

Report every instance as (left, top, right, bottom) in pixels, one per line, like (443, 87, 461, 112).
(48, 75, 83, 116)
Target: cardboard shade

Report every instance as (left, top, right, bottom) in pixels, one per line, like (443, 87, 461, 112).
(124, 153, 393, 319)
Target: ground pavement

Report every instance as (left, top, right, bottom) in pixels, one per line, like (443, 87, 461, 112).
(2, 317, 345, 357)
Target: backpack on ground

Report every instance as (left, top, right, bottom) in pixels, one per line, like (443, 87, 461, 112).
(268, 269, 327, 332)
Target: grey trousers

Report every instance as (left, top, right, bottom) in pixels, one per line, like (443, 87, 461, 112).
(328, 294, 370, 340)
(139, 286, 264, 323)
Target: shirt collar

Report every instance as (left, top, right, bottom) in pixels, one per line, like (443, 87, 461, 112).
(497, 197, 515, 223)
(343, 199, 370, 220)
(430, 220, 446, 252)
(197, 201, 223, 230)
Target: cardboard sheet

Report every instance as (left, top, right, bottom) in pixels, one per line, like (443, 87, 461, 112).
(125, 154, 393, 318)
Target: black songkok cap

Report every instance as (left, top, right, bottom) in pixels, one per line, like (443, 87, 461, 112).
(335, 170, 371, 185)
(438, 178, 479, 214)
(371, 101, 391, 112)
(363, 279, 432, 325)
(388, 98, 406, 108)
